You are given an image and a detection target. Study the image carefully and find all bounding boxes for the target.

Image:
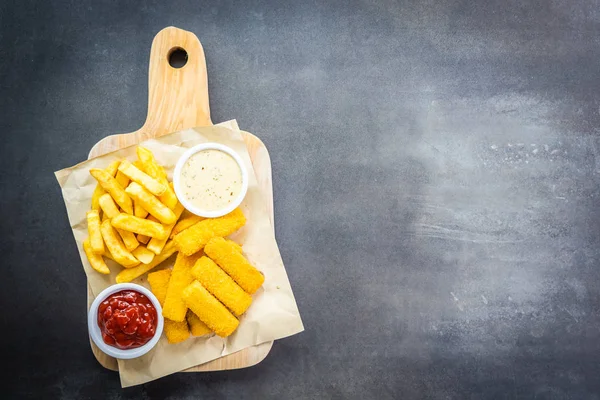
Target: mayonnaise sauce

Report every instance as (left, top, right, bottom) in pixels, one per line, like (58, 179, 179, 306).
(179, 149, 243, 211)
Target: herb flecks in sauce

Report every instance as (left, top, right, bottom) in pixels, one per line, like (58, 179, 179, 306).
(180, 150, 243, 211)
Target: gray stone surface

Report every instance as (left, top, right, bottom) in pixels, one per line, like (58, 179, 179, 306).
(2, 0, 600, 398)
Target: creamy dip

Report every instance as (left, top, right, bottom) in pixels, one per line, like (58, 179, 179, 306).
(179, 149, 243, 212)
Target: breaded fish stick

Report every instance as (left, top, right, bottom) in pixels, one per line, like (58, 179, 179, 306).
(227, 240, 243, 254)
(148, 269, 190, 344)
(115, 240, 177, 283)
(162, 316, 189, 343)
(192, 256, 252, 316)
(186, 311, 212, 336)
(183, 281, 239, 337)
(148, 269, 171, 303)
(174, 208, 246, 256)
(170, 214, 204, 238)
(162, 252, 201, 322)
(204, 237, 264, 294)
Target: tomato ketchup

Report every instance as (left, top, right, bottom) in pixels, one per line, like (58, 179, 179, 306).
(97, 290, 158, 349)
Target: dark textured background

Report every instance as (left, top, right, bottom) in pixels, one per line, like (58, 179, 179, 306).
(2, 0, 600, 398)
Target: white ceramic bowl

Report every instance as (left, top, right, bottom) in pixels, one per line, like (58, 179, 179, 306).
(88, 283, 164, 360)
(173, 143, 249, 218)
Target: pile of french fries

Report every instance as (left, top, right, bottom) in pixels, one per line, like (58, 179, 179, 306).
(83, 147, 201, 276)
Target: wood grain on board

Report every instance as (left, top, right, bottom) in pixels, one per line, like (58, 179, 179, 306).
(87, 26, 274, 372)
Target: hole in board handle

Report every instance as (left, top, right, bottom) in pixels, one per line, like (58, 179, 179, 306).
(168, 47, 188, 69)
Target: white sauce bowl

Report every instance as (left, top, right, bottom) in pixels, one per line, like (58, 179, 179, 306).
(173, 143, 249, 218)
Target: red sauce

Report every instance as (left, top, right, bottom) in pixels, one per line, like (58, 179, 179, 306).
(97, 290, 158, 349)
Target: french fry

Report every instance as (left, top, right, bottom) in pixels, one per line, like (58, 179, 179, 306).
(99, 194, 139, 251)
(132, 246, 155, 264)
(133, 200, 149, 219)
(118, 229, 139, 252)
(183, 281, 239, 337)
(91, 161, 120, 210)
(90, 168, 133, 214)
(137, 216, 157, 244)
(106, 160, 121, 176)
(98, 193, 120, 218)
(100, 219, 139, 267)
(125, 182, 177, 224)
(137, 147, 178, 209)
(170, 214, 204, 238)
(115, 170, 130, 188)
(147, 203, 185, 255)
(111, 213, 169, 239)
(137, 147, 167, 180)
(91, 187, 105, 211)
(162, 252, 201, 322)
(187, 311, 212, 336)
(148, 269, 190, 343)
(159, 182, 179, 210)
(174, 208, 246, 256)
(115, 240, 177, 283)
(103, 245, 115, 262)
(86, 210, 104, 254)
(137, 234, 150, 244)
(133, 160, 144, 170)
(83, 238, 110, 274)
(118, 160, 166, 196)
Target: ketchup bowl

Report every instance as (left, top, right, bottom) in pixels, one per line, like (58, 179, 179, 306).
(88, 283, 164, 359)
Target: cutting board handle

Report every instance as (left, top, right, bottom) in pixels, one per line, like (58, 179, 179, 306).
(138, 26, 213, 139)
(89, 26, 214, 156)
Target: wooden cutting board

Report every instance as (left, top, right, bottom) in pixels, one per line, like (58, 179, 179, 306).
(87, 26, 274, 372)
